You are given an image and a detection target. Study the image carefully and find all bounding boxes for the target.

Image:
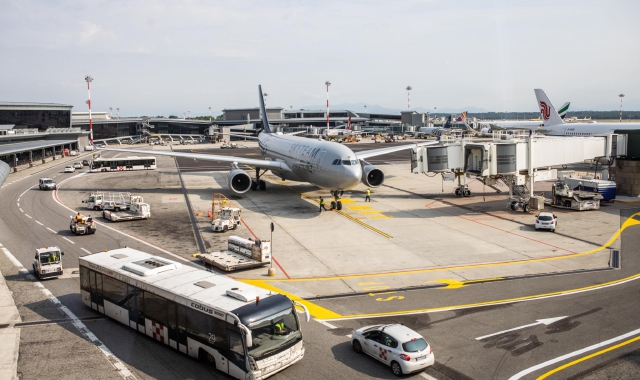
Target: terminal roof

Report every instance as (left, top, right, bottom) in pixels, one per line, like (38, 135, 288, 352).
(0, 139, 77, 156)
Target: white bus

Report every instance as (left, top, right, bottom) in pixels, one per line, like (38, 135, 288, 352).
(79, 248, 309, 379)
(89, 156, 157, 172)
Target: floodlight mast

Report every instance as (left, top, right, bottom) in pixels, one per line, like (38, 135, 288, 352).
(85, 75, 93, 143)
(406, 86, 412, 110)
(325, 81, 331, 129)
(619, 94, 625, 122)
(209, 107, 212, 122)
(116, 108, 120, 119)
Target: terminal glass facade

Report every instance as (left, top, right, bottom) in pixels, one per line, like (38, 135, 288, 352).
(0, 109, 71, 130)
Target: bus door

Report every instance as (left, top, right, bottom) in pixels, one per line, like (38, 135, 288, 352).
(228, 329, 247, 378)
(168, 304, 189, 354)
(127, 287, 145, 334)
(89, 271, 104, 313)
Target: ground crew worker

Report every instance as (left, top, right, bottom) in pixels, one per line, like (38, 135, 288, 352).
(319, 196, 327, 212)
(74, 212, 82, 223)
(365, 188, 371, 202)
(221, 199, 227, 208)
(51, 252, 57, 262)
(274, 321, 286, 335)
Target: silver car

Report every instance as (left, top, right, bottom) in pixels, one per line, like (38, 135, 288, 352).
(352, 323, 435, 376)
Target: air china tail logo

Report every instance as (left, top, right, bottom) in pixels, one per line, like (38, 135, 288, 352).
(540, 101, 551, 120)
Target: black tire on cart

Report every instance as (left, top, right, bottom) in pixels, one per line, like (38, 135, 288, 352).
(523, 204, 531, 213)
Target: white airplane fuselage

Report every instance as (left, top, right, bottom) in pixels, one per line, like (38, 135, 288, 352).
(542, 122, 640, 136)
(258, 132, 361, 190)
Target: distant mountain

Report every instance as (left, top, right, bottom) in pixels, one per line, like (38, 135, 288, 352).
(300, 103, 488, 115)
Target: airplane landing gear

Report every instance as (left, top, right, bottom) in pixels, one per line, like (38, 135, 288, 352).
(455, 186, 471, 197)
(330, 190, 343, 210)
(252, 168, 268, 191)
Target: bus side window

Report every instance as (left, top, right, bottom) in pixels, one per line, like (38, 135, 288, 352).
(168, 301, 176, 327)
(80, 266, 90, 291)
(145, 291, 168, 325)
(102, 276, 128, 306)
(90, 271, 103, 295)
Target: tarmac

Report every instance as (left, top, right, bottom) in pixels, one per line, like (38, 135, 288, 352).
(0, 261, 21, 380)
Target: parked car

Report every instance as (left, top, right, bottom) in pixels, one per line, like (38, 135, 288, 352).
(69, 150, 78, 156)
(82, 159, 90, 166)
(535, 211, 558, 232)
(352, 324, 435, 376)
(73, 162, 83, 169)
(64, 166, 75, 173)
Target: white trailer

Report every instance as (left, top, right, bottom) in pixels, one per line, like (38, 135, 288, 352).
(83, 191, 143, 210)
(197, 236, 271, 271)
(103, 202, 151, 222)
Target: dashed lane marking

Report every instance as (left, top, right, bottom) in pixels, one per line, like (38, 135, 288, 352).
(35, 221, 43, 226)
(46, 227, 56, 233)
(19, 208, 23, 213)
(420, 372, 438, 380)
(81, 248, 92, 255)
(62, 237, 75, 244)
(17, 203, 20, 207)
(0, 243, 136, 379)
(24, 214, 32, 219)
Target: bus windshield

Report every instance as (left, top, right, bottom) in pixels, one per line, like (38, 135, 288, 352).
(246, 306, 301, 359)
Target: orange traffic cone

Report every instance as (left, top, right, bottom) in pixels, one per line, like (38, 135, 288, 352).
(207, 209, 212, 218)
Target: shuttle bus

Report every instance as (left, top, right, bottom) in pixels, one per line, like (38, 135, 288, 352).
(79, 248, 309, 379)
(89, 156, 157, 172)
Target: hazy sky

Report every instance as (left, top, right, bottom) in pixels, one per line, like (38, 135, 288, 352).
(1, 0, 639, 116)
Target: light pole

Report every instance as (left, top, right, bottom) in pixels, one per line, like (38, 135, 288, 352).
(619, 94, 625, 122)
(364, 105, 367, 113)
(268, 222, 276, 276)
(209, 107, 212, 122)
(85, 75, 94, 144)
(109, 107, 112, 118)
(325, 81, 331, 129)
(188, 110, 191, 119)
(406, 86, 412, 110)
(116, 108, 120, 119)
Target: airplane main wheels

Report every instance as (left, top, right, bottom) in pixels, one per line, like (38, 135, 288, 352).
(455, 188, 461, 196)
(258, 180, 266, 190)
(251, 181, 258, 191)
(330, 201, 336, 210)
(336, 201, 342, 210)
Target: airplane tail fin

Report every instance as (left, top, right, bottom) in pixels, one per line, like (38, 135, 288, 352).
(258, 85, 272, 134)
(534, 89, 564, 127)
(456, 111, 467, 122)
(557, 102, 570, 119)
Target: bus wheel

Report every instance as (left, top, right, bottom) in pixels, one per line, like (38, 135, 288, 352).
(199, 349, 216, 367)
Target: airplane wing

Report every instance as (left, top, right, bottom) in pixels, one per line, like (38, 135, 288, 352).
(355, 141, 439, 160)
(96, 147, 292, 171)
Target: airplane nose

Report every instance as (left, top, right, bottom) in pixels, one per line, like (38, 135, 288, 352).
(345, 165, 361, 189)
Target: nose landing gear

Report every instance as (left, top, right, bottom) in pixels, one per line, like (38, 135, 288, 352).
(455, 186, 471, 197)
(330, 190, 344, 210)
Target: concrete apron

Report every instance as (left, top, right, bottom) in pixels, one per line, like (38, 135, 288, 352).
(0, 267, 21, 380)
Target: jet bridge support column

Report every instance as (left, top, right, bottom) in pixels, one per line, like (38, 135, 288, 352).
(602, 134, 611, 180)
(528, 132, 534, 198)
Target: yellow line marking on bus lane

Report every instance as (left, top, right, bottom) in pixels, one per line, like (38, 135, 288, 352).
(535, 335, 640, 380)
(428, 277, 504, 289)
(239, 279, 343, 320)
(247, 211, 640, 283)
(269, 177, 393, 239)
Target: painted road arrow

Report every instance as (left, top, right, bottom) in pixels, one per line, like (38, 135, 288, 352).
(475, 316, 567, 340)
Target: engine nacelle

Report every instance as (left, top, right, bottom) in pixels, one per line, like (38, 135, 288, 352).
(361, 165, 384, 188)
(227, 169, 252, 193)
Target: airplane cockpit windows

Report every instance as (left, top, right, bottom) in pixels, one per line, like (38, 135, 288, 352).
(332, 159, 340, 165)
(341, 160, 358, 165)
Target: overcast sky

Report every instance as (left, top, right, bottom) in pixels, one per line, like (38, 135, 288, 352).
(1, 0, 639, 116)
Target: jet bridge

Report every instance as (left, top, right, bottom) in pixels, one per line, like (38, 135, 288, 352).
(410, 132, 627, 198)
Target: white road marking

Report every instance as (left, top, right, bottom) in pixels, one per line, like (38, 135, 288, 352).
(476, 317, 567, 341)
(509, 327, 640, 379)
(35, 221, 43, 225)
(316, 319, 339, 329)
(347, 334, 352, 338)
(46, 227, 56, 233)
(0, 243, 136, 379)
(62, 237, 75, 244)
(419, 372, 437, 380)
(81, 248, 92, 254)
(19, 208, 23, 213)
(17, 202, 20, 207)
(25, 214, 32, 219)
(17, 198, 20, 202)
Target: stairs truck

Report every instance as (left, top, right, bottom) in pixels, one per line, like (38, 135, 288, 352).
(197, 236, 271, 271)
(103, 202, 151, 222)
(32, 246, 65, 280)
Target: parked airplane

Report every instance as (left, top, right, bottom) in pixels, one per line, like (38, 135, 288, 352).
(323, 116, 361, 139)
(535, 89, 640, 136)
(478, 102, 570, 131)
(97, 86, 438, 210)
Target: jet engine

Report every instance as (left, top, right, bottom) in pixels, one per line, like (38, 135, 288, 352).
(361, 164, 384, 188)
(227, 169, 252, 193)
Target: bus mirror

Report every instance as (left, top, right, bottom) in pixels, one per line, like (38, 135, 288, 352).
(294, 301, 311, 323)
(61, 252, 65, 255)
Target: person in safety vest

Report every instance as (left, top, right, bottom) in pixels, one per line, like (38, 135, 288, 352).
(74, 212, 82, 223)
(365, 188, 371, 202)
(274, 320, 286, 335)
(221, 199, 227, 208)
(319, 196, 327, 212)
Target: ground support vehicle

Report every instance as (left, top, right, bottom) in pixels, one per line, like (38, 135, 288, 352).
(197, 236, 271, 271)
(548, 181, 602, 211)
(103, 202, 151, 222)
(83, 191, 141, 210)
(79, 248, 308, 379)
(73, 162, 83, 169)
(352, 324, 435, 376)
(89, 156, 156, 172)
(508, 198, 531, 213)
(70, 215, 97, 235)
(212, 207, 242, 232)
(32, 247, 64, 280)
(563, 176, 616, 202)
(100, 200, 130, 212)
(38, 177, 56, 190)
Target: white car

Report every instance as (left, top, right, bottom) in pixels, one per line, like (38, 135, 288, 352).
(352, 324, 435, 376)
(535, 212, 558, 232)
(69, 150, 78, 156)
(64, 166, 75, 173)
(73, 162, 83, 169)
